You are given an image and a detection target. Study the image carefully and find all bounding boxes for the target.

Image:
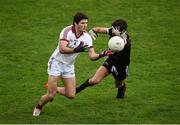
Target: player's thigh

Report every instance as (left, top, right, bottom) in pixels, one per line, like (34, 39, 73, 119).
(62, 77, 76, 97)
(90, 66, 109, 84)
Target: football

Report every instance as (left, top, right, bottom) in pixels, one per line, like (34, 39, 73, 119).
(108, 36, 125, 52)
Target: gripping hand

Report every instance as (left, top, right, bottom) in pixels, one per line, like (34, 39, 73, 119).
(99, 50, 113, 58)
(74, 42, 88, 53)
(89, 29, 97, 40)
(112, 26, 121, 36)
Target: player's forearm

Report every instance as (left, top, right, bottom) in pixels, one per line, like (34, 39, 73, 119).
(59, 40, 74, 54)
(92, 27, 108, 34)
(59, 46, 74, 54)
(59, 44, 74, 54)
(88, 48, 101, 61)
(89, 53, 101, 61)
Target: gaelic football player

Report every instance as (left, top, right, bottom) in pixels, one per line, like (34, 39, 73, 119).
(76, 19, 131, 99)
(33, 12, 111, 116)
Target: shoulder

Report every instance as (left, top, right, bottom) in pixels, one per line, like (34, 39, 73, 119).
(61, 25, 72, 33)
(60, 25, 73, 40)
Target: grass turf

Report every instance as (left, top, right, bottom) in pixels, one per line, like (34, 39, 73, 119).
(0, 0, 179, 124)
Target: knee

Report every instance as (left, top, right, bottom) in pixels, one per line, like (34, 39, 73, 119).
(47, 92, 56, 100)
(66, 93, 75, 99)
(89, 78, 101, 85)
(115, 80, 124, 88)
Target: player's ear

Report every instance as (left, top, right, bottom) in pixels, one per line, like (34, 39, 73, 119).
(74, 22, 78, 26)
(73, 21, 76, 26)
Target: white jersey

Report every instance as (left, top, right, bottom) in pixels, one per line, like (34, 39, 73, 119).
(50, 25, 93, 64)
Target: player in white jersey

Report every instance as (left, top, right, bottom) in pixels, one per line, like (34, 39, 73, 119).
(33, 12, 112, 116)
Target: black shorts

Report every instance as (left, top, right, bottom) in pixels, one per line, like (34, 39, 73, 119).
(102, 58, 129, 81)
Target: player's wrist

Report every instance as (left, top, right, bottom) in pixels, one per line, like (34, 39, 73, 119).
(108, 28, 113, 35)
(98, 51, 105, 58)
(99, 50, 113, 58)
(94, 54, 102, 60)
(73, 48, 78, 53)
(92, 29, 97, 34)
(107, 28, 111, 34)
(99, 53, 103, 58)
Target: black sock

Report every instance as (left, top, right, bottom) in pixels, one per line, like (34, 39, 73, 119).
(76, 79, 91, 94)
(116, 83, 126, 98)
(36, 104, 42, 109)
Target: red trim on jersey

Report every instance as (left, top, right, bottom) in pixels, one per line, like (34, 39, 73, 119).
(60, 40, 69, 47)
(72, 25, 84, 39)
(62, 26, 72, 40)
(59, 39, 69, 48)
(60, 39, 69, 43)
(88, 46, 94, 48)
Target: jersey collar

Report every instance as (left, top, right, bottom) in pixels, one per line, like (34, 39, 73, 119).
(72, 25, 84, 39)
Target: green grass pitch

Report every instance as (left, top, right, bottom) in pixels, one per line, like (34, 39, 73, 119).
(0, 0, 179, 124)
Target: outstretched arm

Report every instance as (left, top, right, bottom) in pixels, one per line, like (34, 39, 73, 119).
(87, 47, 100, 61)
(89, 27, 123, 40)
(89, 27, 108, 40)
(92, 26, 124, 35)
(88, 47, 113, 61)
(91, 27, 108, 34)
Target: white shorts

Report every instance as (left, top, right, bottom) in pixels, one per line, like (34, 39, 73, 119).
(47, 57, 75, 78)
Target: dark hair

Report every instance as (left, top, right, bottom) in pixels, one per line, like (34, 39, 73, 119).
(73, 12, 88, 24)
(111, 19, 127, 31)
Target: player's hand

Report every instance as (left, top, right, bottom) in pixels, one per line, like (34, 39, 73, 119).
(89, 29, 97, 40)
(74, 42, 88, 53)
(99, 50, 113, 58)
(112, 26, 121, 36)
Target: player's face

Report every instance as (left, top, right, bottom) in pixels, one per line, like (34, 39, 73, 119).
(76, 19, 88, 32)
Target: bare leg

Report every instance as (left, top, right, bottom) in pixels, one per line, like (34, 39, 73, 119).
(76, 66, 109, 93)
(89, 66, 109, 85)
(33, 75, 60, 116)
(57, 77, 76, 99)
(37, 75, 59, 108)
(57, 87, 66, 96)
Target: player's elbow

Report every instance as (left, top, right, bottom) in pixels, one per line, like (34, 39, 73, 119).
(59, 49, 66, 54)
(89, 57, 97, 61)
(59, 48, 71, 54)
